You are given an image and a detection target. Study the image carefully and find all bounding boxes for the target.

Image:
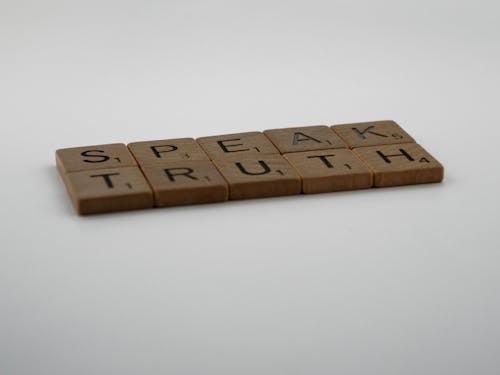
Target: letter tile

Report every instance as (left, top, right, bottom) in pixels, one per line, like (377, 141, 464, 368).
(332, 120, 415, 148)
(56, 143, 137, 173)
(284, 149, 372, 193)
(140, 161, 228, 207)
(128, 138, 209, 166)
(213, 155, 301, 200)
(353, 143, 444, 187)
(197, 132, 279, 160)
(61, 166, 153, 214)
(264, 125, 347, 153)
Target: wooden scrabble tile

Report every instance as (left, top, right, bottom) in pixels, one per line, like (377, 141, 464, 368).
(213, 155, 301, 200)
(62, 166, 154, 214)
(56, 143, 136, 173)
(128, 138, 209, 166)
(197, 132, 279, 160)
(353, 143, 444, 187)
(283, 149, 373, 194)
(332, 120, 415, 148)
(141, 161, 228, 207)
(264, 125, 347, 153)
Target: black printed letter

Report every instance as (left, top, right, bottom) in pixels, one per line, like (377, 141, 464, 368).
(90, 173, 120, 188)
(151, 145, 178, 158)
(352, 126, 388, 140)
(307, 154, 335, 168)
(217, 139, 249, 153)
(292, 132, 321, 145)
(376, 149, 414, 164)
(164, 167, 197, 182)
(235, 160, 271, 175)
(81, 150, 110, 163)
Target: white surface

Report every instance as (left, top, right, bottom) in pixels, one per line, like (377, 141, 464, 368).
(1, 1, 499, 374)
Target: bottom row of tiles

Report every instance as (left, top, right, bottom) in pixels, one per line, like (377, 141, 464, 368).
(60, 142, 444, 215)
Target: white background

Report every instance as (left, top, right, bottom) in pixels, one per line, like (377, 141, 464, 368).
(1, 1, 499, 374)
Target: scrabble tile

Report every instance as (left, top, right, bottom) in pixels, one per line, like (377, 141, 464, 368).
(213, 155, 301, 200)
(128, 138, 209, 166)
(56, 143, 136, 173)
(264, 125, 347, 153)
(141, 161, 228, 207)
(284, 149, 373, 194)
(332, 120, 415, 148)
(62, 166, 154, 214)
(353, 143, 444, 187)
(197, 132, 279, 160)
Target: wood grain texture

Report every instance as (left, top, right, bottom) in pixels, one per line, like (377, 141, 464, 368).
(353, 143, 444, 187)
(332, 120, 415, 148)
(213, 155, 301, 200)
(284, 149, 373, 194)
(197, 132, 279, 160)
(141, 161, 228, 207)
(128, 138, 209, 166)
(62, 166, 153, 214)
(56, 143, 137, 173)
(263, 125, 347, 153)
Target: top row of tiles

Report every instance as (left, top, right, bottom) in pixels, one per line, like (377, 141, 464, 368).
(57, 120, 415, 173)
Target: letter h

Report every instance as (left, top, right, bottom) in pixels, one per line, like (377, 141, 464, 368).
(376, 148, 414, 164)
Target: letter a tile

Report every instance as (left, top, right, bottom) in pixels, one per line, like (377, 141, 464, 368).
(264, 125, 347, 153)
(62, 166, 153, 214)
(213, 155, 301, 200)
(284, 149, 373, 193)
(140, 161, 228, 207)
(353, 143, 444, 187)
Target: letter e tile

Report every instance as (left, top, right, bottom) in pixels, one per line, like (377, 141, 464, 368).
(197, 132, 279, 160)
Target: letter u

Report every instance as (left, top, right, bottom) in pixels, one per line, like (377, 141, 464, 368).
(235, 160, 271, 175)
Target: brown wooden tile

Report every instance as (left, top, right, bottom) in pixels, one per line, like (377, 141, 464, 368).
(213, 155, 301, 200)
(353, 143, 444, 187)
(264, 125, 347, 153)
(62, 166, 153, 215)
(332, 120, 415, 148)
(141, 161, 228, 207)
(197, 132, 279, 160)
(284, 149, 373, 194)
(128, 138, 209, 166)
(56, 143, 136, 173)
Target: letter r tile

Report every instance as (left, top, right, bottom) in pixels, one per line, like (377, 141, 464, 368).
(197, 132, 279, 160)
(284, 149, 373, 194)
(331, 120, 415, 148)
(140, 161, 228, 207)
(213, 155, 301, 200)
(353, 143, 444, 187)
